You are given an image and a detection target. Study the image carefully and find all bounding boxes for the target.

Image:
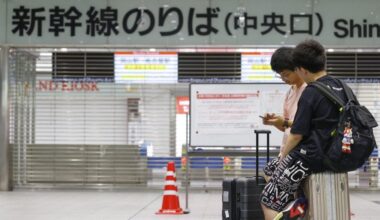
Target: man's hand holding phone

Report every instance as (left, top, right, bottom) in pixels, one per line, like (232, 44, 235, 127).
(261, 113, 276, 125)
(261, 113, 285, 129)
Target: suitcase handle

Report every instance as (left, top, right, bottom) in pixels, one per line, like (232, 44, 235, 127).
(254, 130, 271, 183)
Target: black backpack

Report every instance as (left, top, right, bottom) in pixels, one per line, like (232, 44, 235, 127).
(311, 80, 378, 172)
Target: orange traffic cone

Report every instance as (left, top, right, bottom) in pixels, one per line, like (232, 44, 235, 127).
(156, 161, 184, 215)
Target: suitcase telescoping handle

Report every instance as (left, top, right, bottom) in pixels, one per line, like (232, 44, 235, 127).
(254, 130, 271, 183)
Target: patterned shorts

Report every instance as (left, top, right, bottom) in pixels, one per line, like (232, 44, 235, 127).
(263, 157, 280, 177)
(260, 154, 311, 212)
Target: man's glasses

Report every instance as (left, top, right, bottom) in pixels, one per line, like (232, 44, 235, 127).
(275, 71, 292, 78)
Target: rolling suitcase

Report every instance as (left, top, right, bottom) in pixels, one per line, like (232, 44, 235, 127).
(304, 172, 351, 220)
(235, 176, 266, 220)
(222, 178, 237, 219)
(222, 130, 271, 220)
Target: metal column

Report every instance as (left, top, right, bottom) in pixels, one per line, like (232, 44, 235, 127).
(0, 46, 11, 191)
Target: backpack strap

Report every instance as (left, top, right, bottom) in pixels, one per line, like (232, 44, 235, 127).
(310, 81, 345, 108)
(337, 79, 358, 103)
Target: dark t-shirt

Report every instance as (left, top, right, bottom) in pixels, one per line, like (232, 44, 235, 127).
(290, 75, 348, 172)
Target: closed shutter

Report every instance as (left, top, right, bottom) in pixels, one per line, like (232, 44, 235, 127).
(52, 52, 114, 80)
(327, 52, 380, 78)
(9, 48, 380, 189)
(10, 49, 174, 187)
(178, 52, 241, 82)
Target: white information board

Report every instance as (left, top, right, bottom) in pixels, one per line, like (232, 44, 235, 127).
(241, 51, 282, 83)
(114, 51, 178, 84)
(190, 83, 289, 147)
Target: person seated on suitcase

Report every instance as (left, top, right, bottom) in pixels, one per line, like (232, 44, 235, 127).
(261, 47, 306, 182)
(261, 40, 348, 220)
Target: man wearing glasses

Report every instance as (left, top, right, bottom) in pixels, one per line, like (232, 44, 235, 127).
(260, 47, 307, 219)
(261, 47, 306, 182)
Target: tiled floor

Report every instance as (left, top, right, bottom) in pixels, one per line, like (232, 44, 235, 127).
(0, 189, 379, 220)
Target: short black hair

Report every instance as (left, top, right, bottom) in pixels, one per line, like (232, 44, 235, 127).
(270, 47, 295, 73)
(292, 39, 326, 73)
